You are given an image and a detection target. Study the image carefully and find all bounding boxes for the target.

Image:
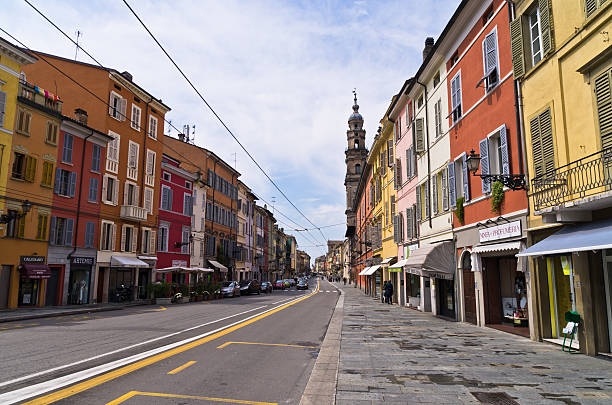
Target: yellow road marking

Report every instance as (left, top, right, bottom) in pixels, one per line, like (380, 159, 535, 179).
(152, 306, 167, 311)
(0, 323, 39, 330)
(106, 390, 277, 405)
(24, 280, 320, 405)
(167, 360, 197, 375)
(217, 341, 317, 349)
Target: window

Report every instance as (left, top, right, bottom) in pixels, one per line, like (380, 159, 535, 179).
(201, 217, 205, 232)
(142, 228, 155, 254)
(131, 104, 141, 130)
(62, 133, 74, 163)
(510, 3, 552, 79)
(595, 67, 612, 149)
(450, 73, 462, 124)
(434, 99, 442, 137)
(144, 187, 154, 214)
(127, 141, 139, 170)
(354, 139, 359, 149)
(49, 216, 74, 246)
(54, 168, 77, 197)
(185, 181, 192, 190)
(206, 235, 216, 256)
(84, 222, 95, 248)
(109, 92, 126, 121)
(586, 0, 607, 18)
(417, 95, 424, 108)
(146, 150, 156, 176)
(149, 115, 158, 139)
(415, 118, 425, 152)
(163, 172, 171, 181)
(102, 175, 119, 205)
(405, 147, 416, 179)
(11, 152, 25, 180)
(183, 194, 193, 216)
(100, 221, 115, 251)
(481, 29, 499, 91)
(181, 226, 190, 254)
(24, 156, 36, 182)
(158, 222, 169, 252)
(124, 182, 138, 206)
(88, 177, 99, 202)
(45, 121, 58, 144)
(529, 8, 543, 66)
(121, 225, 136, 252)
(36, 214, 48, 240)
(450, 51, 459, 66)
(91, 144, 101, 172)
(41, 161, 53, 187)
(0, 90, 6, 127)
(16, 109, 31, 135)
(433, 71, 440, 88)
(161, 185, 172, 210)
(530, 108, 555, 178)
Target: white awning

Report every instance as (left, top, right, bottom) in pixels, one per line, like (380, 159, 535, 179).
(381, 256, 397, 265)
(111, 256, 149, 268)
(363, 265, 381, 275)
(518, 219, 612, 257)
(358, 266, 371, 276)
(472, 241, 522, 254)
(389, 259, 408, 269)
(208, 260, 228, 272)
(138, 255, 158, 261)
(157, 266, 215, 273)
(156, 266, 187, 273)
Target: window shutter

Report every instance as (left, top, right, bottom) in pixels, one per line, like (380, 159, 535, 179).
(484, 31, 497, 76)
(424, 181, 430, 219)
(124, 182, 129, 205)
(135, 185, 140, 207)
(36, 215, 43, 239)
(131, 228, 137, 252)
(121, 225, 127, 252)
(49, 216, 56, 244)
(500, 125, 510, 175)
(530, 115, 544, 178)
(405, 149, 411, 179)
(595, 69, 612, 149)
(393, 215, 397, 243)
(406, 208, 412, 240)
(416, 185, 421, 221)
(432, 176, 438, 214)
(120, 98, 127, 121)
(393, 162, 397, 189)
(54, 168, 61, 194)
(0, 91, 6, 127)
(113, 179, 119, 205)
(65, 218, 74, 246)
(101, 176, 108, 203)
(150, 230, 156, 254)
(448, 161, 456, 207)
(585, 0, 598, 17)
(462, 155, 470, 201)
(539, 0, 553, 56)
(539, 109, 555, 174)
(415, 118, 425, 152)
(479, 137, 491, 193)
(442, 167, 449, 211)
(69, 172, 77, 198)
(111, 224, 117, 251)
(157, 228, 163, 252)
(128, 143, 138, 168)
(396, 159, 402, 186)
(144, 187, 153, 214)
(510, 18, 525, 79)
(108, 93, 114, 116)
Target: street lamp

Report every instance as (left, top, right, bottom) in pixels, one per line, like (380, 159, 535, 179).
(0, 200, 32, 224)
(465, 150, 527, 191)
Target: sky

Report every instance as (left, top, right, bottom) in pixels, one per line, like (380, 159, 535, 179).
(3, 0, 459, 262)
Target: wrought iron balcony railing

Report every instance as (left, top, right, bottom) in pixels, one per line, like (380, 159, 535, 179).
(531, 146, 612, 211)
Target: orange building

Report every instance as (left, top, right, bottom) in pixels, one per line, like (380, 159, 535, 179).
(23, 52, 170, 303)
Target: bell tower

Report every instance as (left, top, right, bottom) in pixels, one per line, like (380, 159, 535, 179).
(345, 90, 368, 228)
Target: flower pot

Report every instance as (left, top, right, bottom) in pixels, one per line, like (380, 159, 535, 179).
(155, 297, 171, 305)
(179, 296, 190, 304)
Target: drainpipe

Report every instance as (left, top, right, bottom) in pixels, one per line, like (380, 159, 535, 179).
(416, 80, 432, 228)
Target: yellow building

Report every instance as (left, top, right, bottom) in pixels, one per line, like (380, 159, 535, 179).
(512, 1, 612, 355)
(367, 101, 398, 299)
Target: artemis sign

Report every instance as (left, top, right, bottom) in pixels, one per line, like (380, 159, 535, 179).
(479, 220, 522, 243)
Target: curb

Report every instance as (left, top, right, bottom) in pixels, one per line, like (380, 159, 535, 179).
(0, 302, 150, 323)
(300, 285, 344, 405)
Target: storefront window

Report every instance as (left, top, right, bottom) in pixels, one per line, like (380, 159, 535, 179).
(546, 256, 575, 338)
(69, 269, 90, 305)
(18, 278, 39, 306)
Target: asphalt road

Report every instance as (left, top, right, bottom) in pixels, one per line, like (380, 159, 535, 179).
(0, 278, 340, 405)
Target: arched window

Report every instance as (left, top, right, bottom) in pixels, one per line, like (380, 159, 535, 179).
(462, 251, 472, 270)
(355, 164, 361, 174)
(354, 139, 359, 149)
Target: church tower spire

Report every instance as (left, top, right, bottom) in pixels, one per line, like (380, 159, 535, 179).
(344, 90, 368, 228)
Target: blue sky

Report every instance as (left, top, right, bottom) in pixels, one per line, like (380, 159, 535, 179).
(3, 0, 460, 261)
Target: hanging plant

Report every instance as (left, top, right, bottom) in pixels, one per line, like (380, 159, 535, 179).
(491, 181, 505, 214)
(455, 197, 465, 225)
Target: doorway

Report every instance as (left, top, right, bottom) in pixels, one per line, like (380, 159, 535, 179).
(602, 250, 612, 351)
(0, 265, 11, 308)
(45, 267, 61, 306)
(462, 251, 477, 324)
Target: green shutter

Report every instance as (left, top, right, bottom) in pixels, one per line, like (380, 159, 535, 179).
(530, 115, 544, 178)
(510, 17, 525, 79)
(539, 0, 554, 56)
(18, 216, 25, 238)
(539, 109, 555, 174)
(595, 68, 612, 150)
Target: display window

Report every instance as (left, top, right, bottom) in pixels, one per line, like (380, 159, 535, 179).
(69, 268, 91, 305)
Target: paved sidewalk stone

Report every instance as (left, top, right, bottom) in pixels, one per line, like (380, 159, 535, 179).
(336, 284, 612, 404)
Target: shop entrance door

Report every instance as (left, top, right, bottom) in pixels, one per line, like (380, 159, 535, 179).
(138, 269, 150, 299)
(603, 251, 612, 351)
(483, 258, 503, 325)
(463, 268, 477, 324)
(0, 265, 11, 308)
(45, 267, 60, 306)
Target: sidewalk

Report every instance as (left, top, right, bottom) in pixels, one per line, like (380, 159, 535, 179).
(335, 284, 612, 404)
(0, 301, 147, 323)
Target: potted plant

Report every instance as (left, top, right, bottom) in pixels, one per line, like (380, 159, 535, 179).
(150, 282, 172, 305)
(193, 282, 205, 302)
(491, 181, 505, 214)
(455, 197, 465, 225)
(179, 284, 191, 303)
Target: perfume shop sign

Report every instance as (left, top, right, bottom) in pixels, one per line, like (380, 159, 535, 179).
(479, 220, 522, 243)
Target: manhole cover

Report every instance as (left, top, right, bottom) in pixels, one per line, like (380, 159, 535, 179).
(471, 392, 519, 405)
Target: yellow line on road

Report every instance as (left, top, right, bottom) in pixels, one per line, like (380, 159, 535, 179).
(24, 280, 320, 405)
(217, 341, 317, 349)
(106, 390, 277, 405)
(167, 361, 196, 375)
(152, 306, 167, 311)
(0, 323, 39, 330)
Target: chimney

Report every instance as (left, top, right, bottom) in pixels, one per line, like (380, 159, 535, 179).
(178, 133, 185, 142)
(74, 108, 88, 125)
(423, 37, 434, 61)
(120, 71, 133, 82)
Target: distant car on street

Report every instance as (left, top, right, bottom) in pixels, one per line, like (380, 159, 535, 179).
(296, 280, 308, 290)
(239, 280, 261, 295)
(260, 282, 273, 294)
(221, 281, 240, 297)
(274, 280, 285, 289)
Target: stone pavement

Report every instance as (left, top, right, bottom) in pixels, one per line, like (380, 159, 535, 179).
(335, 283, 612, 405)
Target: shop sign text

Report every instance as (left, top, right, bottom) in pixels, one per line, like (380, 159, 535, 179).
(479, 220, 521, 243)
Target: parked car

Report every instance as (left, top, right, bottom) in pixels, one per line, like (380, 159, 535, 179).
(239, 280, 261, 295)
(260, 281, 273, 294)
(287, 279, 295, 287)
(296, 280, 308, 290)
(220, 281, 240, 297)
(283, 279, 291, 288)
(274, 280, 285, 289)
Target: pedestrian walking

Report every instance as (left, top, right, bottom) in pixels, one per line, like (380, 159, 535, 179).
(343, 277, 346, 285)
(384, 280, 393, 304)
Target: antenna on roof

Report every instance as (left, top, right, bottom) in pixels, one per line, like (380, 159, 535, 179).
(74, 30, 82, 60)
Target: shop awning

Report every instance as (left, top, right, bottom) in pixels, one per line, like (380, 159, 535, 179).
(381, 256, 397, 265)
(208, 260, 228, 272)
(363, 265, 381, 276)
(472, 241, 522, 255)
(111, 256, 149, 268)
(19, 264, 51, 279)
(389, 258, 408, 271)
(358, 266, 371, 276)
(157, 266, 214, 273)
(138, 255, 158, 261)
(403, 241, 455, 280)
(517, 219, 612, 257)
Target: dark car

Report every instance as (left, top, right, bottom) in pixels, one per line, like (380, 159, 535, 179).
(260, 282, 273, 294)
(220, 281, 240, 297)
(296, 279, 308, 290)
(239, 280, 261, 295)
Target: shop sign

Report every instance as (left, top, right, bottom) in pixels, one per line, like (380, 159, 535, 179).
(479, 220, 521, 243)
(172, 260, 187, 267)
(20, 256, 45, 264)
(70, 257, 94, 266)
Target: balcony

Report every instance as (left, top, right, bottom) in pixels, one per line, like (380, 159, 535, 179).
(18, 80, 63, 114)
(120, 205, 147, 222)
(532, 147, 612, 221)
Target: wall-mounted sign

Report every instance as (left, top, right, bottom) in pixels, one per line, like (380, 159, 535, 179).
(479, 220, 522, 243)
(20, 256, 45, 264)
(172, 260, 187, 267)
(70, 256, 94, 266)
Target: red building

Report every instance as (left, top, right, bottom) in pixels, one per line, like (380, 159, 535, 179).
(156, 154, 197, 285)
(354, 163, 374, 292)
(47, 110, 112, 306)
(447, 0, 529, 336)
